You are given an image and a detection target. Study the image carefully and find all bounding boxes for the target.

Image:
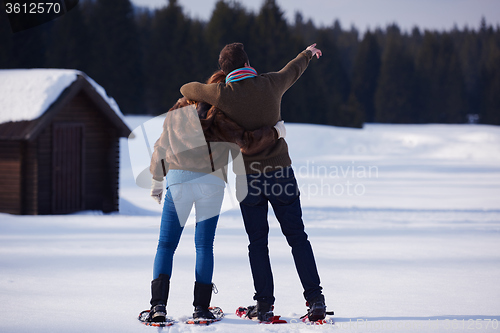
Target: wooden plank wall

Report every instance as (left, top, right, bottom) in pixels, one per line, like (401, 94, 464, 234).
(36, 91, 120, 214)
(106, 134, 119, 213)
(21, 141, 38, 215)
(52, 123, 84, 214)
(37, 125, 52, 214)
(0, 141, 21, 214)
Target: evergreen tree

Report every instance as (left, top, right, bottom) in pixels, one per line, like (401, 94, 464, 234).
(309, 28, 351, 126)
(252, 0, 294, 73)
(480, 34, 500, 124)
(351, 30, 381, 122)
(205, 0, 254, 67)
(375, 28, 418, 123)
(333, 23, 359, 80)
(459, 28, 482, 116)
(417, 31, 467, 123)
(8, 21, 49, 68)
(437, 34, 467, 122)
(338, 92, 365, 128)
(85, 0, 142, 114)
(292, 12, 316, 44)
(415, 31, 440, 122)
(185, 19, 211, 81)
(135, 6, 153, 115)
(0, 2, 13, 68)
(44, 3, 90, 72)
(408, 26, 423, 56)
(143, 0, 202, 114)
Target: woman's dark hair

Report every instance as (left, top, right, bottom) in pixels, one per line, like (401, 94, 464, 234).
(207, 70, 226, 84)
(218, 43, 249, 75)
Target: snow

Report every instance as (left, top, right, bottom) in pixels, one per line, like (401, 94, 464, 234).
(0, 69, 124, 124)
(1, 120, 500, 332)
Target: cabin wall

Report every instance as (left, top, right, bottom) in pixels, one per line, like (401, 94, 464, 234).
(0, 141, 22, 214)
(37, 91, 119, 214)
(37, 124, 52, 214)
(21, 140, 38, 215)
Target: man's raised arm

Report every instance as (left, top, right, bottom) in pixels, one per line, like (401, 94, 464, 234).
(270, 43, 323, 92)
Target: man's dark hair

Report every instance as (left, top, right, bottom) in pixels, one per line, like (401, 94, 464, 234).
(219, 43, 250, 75)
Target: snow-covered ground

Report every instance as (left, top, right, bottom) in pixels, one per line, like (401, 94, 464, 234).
(1, 119, 500, 332)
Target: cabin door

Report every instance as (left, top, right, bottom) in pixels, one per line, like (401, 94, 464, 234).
(52, 123, 84, 214)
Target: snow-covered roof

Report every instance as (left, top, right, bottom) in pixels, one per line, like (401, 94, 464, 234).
(0, 68, 124, 124)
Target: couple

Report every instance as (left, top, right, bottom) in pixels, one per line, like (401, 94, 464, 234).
(145, 42, 328, 323)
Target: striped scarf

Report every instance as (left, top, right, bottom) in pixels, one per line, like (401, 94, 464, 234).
(225, 67, 258, 84)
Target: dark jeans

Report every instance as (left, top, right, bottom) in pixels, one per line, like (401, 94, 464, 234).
(237, 166, 322, 304)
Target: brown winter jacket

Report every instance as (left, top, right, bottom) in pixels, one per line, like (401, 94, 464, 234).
(149, 97, 278, 181)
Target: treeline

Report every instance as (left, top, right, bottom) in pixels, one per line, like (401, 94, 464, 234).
(1, 0, 499, 127)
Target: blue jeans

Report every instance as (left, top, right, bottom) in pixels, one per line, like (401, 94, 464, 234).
(153, 182, 224, 284)
(237, 167, 322, 304)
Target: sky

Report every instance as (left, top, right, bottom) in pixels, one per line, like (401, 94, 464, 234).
(130, 0, 500, 32)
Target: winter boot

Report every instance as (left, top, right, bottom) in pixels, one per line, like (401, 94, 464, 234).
(246, 301, 274, 322)
(192, 281, 216, 319)
(306, 294, 327, 322)
(147, 274, 170, 323)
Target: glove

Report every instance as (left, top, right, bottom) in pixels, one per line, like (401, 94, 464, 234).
(150, 179, 164, 204)
(274, 120, 286, 139)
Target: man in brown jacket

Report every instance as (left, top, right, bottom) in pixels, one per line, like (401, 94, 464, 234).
(180, 43, 328, 322)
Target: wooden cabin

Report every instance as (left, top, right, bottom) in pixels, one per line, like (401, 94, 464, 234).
(0, 69, 131, 215)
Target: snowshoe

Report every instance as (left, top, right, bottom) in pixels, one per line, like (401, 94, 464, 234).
(299, 311, 335, 325)
(138, 309, 175, 327)
(236, 305, 287, 324)
(300, 294, 333, 323)
(185, 306, 224, 325)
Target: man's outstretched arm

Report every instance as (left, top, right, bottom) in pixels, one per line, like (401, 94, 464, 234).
(270, 43, 323, 92)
